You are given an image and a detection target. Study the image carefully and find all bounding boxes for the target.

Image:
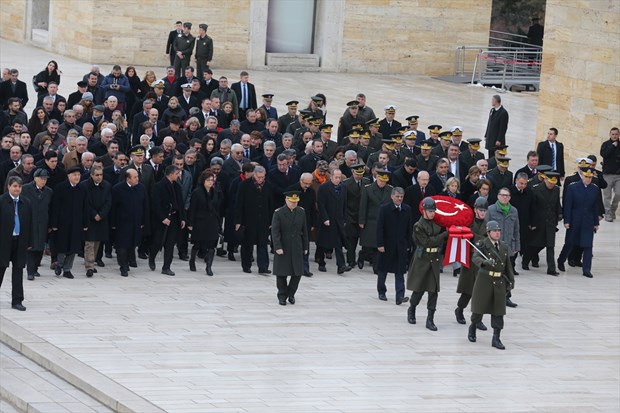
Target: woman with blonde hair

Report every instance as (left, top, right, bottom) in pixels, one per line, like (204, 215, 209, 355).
(139, 70, 157, 98)
(162, 96, 187, 125)
(462, 165, 481, 202)
(185, 116, 202, 140)
(442, 176, 461, 200)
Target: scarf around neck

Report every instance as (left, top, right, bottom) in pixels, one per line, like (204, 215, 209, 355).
(496, 200, 511, 216)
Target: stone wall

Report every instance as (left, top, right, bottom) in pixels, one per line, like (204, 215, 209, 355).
(340, 0, 493, 75)
(0, 0, 26, 42)
(536, 0, 620, 171)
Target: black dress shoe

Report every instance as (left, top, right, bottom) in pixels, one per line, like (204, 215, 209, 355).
(86, 269, 94, 278)
(547, 270, 560, 276)
(521, 264, 530, 271)
(11, 304, 26, 311)
(161, 268, 175, 276)
(453, 268, 460, 277)
(568, 260, 583, 267)
(288, 296, 295, 305)
(216, 249, 227, 257)
(138, 252, 148, 259)
(105, 253, 113, 259)
(243, 268, 252, 273)
(279, 299, 287, 306)
(344, 265, 352, 272)
(506, 298, 518, 308)
(468, 324, 477, 342)
(148, 260, 156, 271)
(407, 306, 416, 324)
(34, 272, 40, 277)
(228, 252, 236, 261)
(258, 269, 271, 275)
(582, 272, 593, 278)
(318, 265, 326, 272)
(93, 268, 98, 273)
(378, 293, 388, 301)
(455, 307, 466, 324)
(96, 260, 105, 267)
(54, 266, 62, 276)
(303, 271, 313, 277)
(337, 266, 346, 274)
(557, 260, 565, 272)
(357, 258, 364, 269)
(513, 270, 520, 276)
(531, 262, 540, 268)
(63, 271, 74, 279)
(120, 270, 128, 277)
(492, 336, 505, 350)
(178, 255, 189, 261)
(129, 261, 138, 268)
(476, 321, 487, 331)
(27, 274, 35, 281)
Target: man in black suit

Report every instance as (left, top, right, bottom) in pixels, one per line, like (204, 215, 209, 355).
(231, 71, 257, 122)
(484, 94, 509, 156)
(404, 171, 436, 226)
(0, 176, 32, 311)
(166, 21, 183, 66)
(536, 127, 565, 177)
(148, 165, 186, 276)
(0, 69, 29, 109)
(514, 150, 540, 182)
(429, 158, 454, 194)
(200, 69, 219, 98)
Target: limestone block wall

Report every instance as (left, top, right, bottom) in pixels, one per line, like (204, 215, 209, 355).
(536, 0, 620, 170)
(340, 0, 493, 75)
(0, 1, 26, 42)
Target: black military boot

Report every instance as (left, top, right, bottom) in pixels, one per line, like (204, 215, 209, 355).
(454, 307, 466, 324)
(468, 323, 477, 342)
(189, 246, 198, 272)
(205, 249, 215, 276)
(426, 310, 438, 331)
(492, 328, 505, 350)
(407, 306, 416, 324)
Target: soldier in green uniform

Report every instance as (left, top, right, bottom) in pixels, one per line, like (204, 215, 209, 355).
(194, 24, 213, 79)
(455, 197, 488, 330)
(416, 140, 439, 173)
(173, 22, 196, 77)
(278, 101, 299, 134)
(343, 163, 370, 268)
(359, 169, 393, 273)
(468, 220, 515, 350)
(271, 191, 309, 306)
(406, 197, 448, 331)
(366, 118, 383, 152)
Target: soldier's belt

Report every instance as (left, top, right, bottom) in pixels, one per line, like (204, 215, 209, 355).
(488, 271, 502, 277)
(425, 248, 438, 253)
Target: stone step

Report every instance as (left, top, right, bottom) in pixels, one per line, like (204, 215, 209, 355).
(0, 320, 165, 413)
(0, 343, 113, 413)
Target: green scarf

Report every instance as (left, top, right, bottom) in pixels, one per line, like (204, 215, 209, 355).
(496, 200, 511, 216)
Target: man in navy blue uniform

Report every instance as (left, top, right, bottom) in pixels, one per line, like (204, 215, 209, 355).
(557, 169, 601, 278)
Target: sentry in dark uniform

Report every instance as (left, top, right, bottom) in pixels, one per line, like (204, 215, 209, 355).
(406, 197, 448, 331)
(194, 23, 213, 79)
(468, 220, 515, 350)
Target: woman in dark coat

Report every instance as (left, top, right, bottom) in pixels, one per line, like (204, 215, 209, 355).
(34, 60, 61, 99)
(27, 107, 49, 138)
(188, 170, 222, 275)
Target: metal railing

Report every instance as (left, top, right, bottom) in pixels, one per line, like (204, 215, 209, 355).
(472, 49, 542, 91)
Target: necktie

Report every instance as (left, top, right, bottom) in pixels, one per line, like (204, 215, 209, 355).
(154, 164, 158, 172)
(550, 143, 557, 170)
(421, 187, 425, 197)
(11, 83, 16, 93)
(14, 199, 20, 236)
(495, 242, 499, 251)
(138, 166, 142, 176)
(242, 83, 247, 109)
(396, 205, 401, 211)
(244, 148, 249, 158)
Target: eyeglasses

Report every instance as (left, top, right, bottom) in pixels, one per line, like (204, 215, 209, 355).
(498, 194, 511, 197)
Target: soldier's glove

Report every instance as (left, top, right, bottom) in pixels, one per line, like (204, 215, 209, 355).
(482, 259, 495, 268)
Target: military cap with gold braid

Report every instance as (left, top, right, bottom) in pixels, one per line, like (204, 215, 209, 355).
(347, 130, 361, 139)
(420, 140, 433, 150)
(496, 156, 511, 168)
(286, 100, 299, 108)
(351, 122, 365, 131)
(284, 191, 301, 202)
(389, 133, 403, 144)
(308, 117, 323, 126)
(398, 126, 409, 135)
(262, 94, 274, 102)
(346, 100, 359, 108)
(576, 157, 594, 168)
(439, 131, 452, 141)
(384, 104, 397, 114)
(130, 145, 146, 156)
(381, 139, 395, 150)
(467, 138, 482, 150)
(361, 130, 371, 139)
(366, 118, 380, 127)
(320, 123, 333, 133)
(351, 163, 366, 175)
(428, 124, 442, 134)
(450, 126, 463, 136)
(545, 171, 560, 185)
(494, 144, 509, 156)
(376, 169, 391, 182)
(581, 168, 595, 178)
(406, 115, 420, 124)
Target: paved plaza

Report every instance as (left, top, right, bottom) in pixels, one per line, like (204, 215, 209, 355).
(1, 39, 619, 412)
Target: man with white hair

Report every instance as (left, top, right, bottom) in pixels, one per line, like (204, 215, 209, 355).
(62, 136, 89, 169)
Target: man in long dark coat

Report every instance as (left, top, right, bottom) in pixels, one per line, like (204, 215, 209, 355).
(50, 166, 88, 279)
(468, 220, 515, 350)
(235, 165, 274, 274)
(406, 197, 448, 331)
(80, 166, 111, 277)
(342, 164, 370, 269)
(316, 169, 350, 274)
(376, 187, 412, 304)
(484, 95, 509, 156)
(286, 172, 317, 277)
(272, 191, 309, 305)
(359, 170, 393, 274)
(111, 169, 147, 277)
(0, 176, 32, 310)
(21, 169, 53, 280)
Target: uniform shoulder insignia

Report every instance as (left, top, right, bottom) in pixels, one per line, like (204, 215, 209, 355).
(364, 183, 372, 188)
(298, 206, 305, 211)
(591, 183, 599, 188)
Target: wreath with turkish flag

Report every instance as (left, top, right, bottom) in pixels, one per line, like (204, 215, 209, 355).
(418, 195, 474, 227)
(418, 196, 476, 267)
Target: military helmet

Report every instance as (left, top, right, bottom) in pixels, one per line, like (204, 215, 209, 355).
(422, 197, 436, 211)
(486, 220, 501, 232)
(474, 197, 488, 211)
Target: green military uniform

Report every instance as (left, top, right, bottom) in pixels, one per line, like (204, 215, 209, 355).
(359, 180, 393, 272)
(415, 153, 439, 173)
(469, 235, 515, 349)
(195, 32, 213, 79)
(455, 217, 487, 324)
(342, 172, 370, 267)
(173, 31, 196, 77)
(271, 201, 309, 305)
(406, 215, 448, 329)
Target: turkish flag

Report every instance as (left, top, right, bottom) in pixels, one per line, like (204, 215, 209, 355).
(418, 195, 474, 228)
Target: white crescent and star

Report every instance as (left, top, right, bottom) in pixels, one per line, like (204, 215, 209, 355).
(434, 199, 461, 216)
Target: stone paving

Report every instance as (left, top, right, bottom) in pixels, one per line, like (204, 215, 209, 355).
(1, 39, 619, 412)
